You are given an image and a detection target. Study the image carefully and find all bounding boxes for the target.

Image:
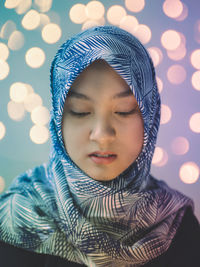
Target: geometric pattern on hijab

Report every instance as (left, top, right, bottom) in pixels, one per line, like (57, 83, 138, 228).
(0, 26, 194, 267)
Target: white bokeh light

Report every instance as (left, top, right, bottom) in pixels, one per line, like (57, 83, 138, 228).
(30, 125, 49, 144)
(31, 106, 50, 125)
(0, 176, 5, 193)
(152, 147, 164, 165)
(191, 70, 200, 91)
(42, 23, 62, 44)
(107, 5, 126, 26)
(189, 113, 200, 133)
(7, 101, 26, 121)
(10, 82, 28, 103)
(85, 1, 105, 20)
(4, 0, 21, 9)
(175, 2, 188, 21)
(24, 93, 43, 112)
(190, 49, 200, 69)
(39, 14, 51, 28)
(125, 0, 145, 13)
(160, 104, 172, 124)
(8, 30, 25, 50)
(0, 122, 6, 140)
(171, 136, 189, 155)
(15, 0, 32, 14)
(0, 60, 10, 80)
(162, 0, 183, 19)
(161, 30, 181, 50)
(21, 9, 40, 30)
(179, 162, 199, 184)
(133, 24, 151, 44)
(82, 20, 102, 30)
(0, 43, 9, 61)
(156, 76, 163, 93)
(119, 15, 138, 35)
(167, 65, 186, 84)
(34, 0, 52, 12)
(0, 20, 16, 40)
(167, 42, 186, 61)
(69, 4, 87, 24)
(25, 47, 45, 68)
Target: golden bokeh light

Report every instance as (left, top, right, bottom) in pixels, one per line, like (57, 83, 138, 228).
(156, 76, 163, 93)
(161, 30, 181, 50)
(0, 176, 5, 193)
(189, 112, 200, 133)
(25, 47, 45, 68)
(190, 49, 200, 69)
(152, 147, 164, 165)
(10, 82, 28, 103)
(42, 23, 62, 44)
(133, 24, 151, 44)
(31, 106, 50, 125)
(0, 60, 10, 80)
(24, 93, 43, 112)
(107, 5, 127, 26)
(0, 43, 9, 61)
(8, 30, 24, 50)
(7, 101, 26, 121)
(15, 0, 32, 14)
(125, 0, 145, 13)
(21, 9, 40, 30)
(0, 122, 6, 140)
(0, 20, 16, 40)
(162, 0, 183, 19)
(4, 0, 22, 9)
(179, 162, 199, 184)
(34, 0, 52, 12)
(119, 15, 138, 35)
(85, 1, 105, 20)
(30, 125, 49, 144)
(160, 104, 172, 124)
(167, 42, 186, 61)
(167, 64, 186, 84)
(191, 70, 200, 91)
(171, 136, 189, 155)
(69, 4, 87, 24)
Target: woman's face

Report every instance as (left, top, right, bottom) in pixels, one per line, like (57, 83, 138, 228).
(62, 60, 144, 181)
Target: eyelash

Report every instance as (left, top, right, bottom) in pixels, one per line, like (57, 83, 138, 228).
(69, 109, 137, 117)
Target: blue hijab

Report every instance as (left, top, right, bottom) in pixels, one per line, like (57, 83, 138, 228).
(0, 26, 193, 266)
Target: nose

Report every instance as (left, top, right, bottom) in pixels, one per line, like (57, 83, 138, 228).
(89, 116, 116, 145)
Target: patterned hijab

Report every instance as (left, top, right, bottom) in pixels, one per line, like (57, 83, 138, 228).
(0, 26, 194, 266)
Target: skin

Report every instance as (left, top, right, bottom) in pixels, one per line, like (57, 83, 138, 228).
(62, 59, 144, 181)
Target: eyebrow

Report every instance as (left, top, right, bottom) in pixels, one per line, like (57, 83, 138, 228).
(67, 90, 133, 100)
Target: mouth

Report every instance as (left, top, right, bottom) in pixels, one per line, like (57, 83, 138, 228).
(88, 151, 117, 164)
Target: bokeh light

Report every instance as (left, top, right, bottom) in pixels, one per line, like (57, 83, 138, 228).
(125, 0, 145, 13)
(133, 24, 151, 44)
(160, 104, 172, 124)
(152, 147, 165, 165)
(0, 20, 16, 39)
(69, 4, 87, 24)
(34, 0, 52, 13)
(42, 23, 62, 44)
(175, 2, 188, 21)
(24, 93, 43, 112)
(4, 0, 21, 9)
(167, 42, 186, 61)
(119, 15, 138, 35)
(156, 76, 163, 93)
(39, 14, 51, 28)
(0, 60, 10, 80)
(167, 64, 186, 84)
(85, 1, 105, 20)
(25, 47, 45, 68)
(15, 0, 32, 14)
(0, 43, 9, 61)
(107, 5, 126, 26)
(21, 9, 40, 30)
(162, 0, 183, 19)
(0, 176, 5, 193)
(10, 82, 28, 103)
(171, 136, 189, 155)
(189, 112, 200, 133)
(8, 30, 25, 50)
(7, 101, 26, 121)
(191, 70, 200, 91)
(156, 150, 168, 167)
(161, 30, 181, 50)
(30, 125, 49, 144)
(31, 106, 50, 125)
(179, 162, 199, 184)
(0, 122, 6, 140)
(194, 20, 200, 44)
(190, 49, 200, 69)
(82, 20, 103, 30)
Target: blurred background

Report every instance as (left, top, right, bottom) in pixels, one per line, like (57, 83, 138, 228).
(0, 0, 199, 221)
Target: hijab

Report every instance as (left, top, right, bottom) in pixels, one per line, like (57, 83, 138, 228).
(0, 26, 194, 267)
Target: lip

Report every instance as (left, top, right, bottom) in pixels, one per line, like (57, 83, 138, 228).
(88, 151, 117, 165)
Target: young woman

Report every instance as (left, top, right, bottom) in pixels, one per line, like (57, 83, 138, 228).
(0, 26, 199, 267)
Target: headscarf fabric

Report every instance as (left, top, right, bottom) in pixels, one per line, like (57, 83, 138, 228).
(0, 26, 194, 267)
